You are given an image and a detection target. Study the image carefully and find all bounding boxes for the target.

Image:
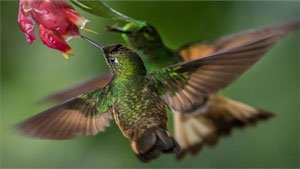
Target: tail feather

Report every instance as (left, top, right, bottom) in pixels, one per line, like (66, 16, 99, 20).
(131, 128, 180, 162)
(174, 95, 274, 159)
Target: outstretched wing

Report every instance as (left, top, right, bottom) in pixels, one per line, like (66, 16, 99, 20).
(179, 20, 300, 61)
(150, 33, 281, 114)
(41, 73, 113, 103)
(16, 86, 113, 139)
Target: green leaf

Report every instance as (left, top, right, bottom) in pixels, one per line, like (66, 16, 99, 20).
(71, 0, 141, 23)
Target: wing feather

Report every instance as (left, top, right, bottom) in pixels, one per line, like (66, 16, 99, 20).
(41, 73, 113, 103)
(179, 20, 300, 61)
(150, 33, 281, 114)
(17, 87, 113, 139)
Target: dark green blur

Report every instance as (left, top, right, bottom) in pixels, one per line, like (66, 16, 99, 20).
(1, 1, 299, 168)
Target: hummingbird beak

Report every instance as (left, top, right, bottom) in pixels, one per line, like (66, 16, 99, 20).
(80, 35, 104, 52)
(106, 25, 132, 34)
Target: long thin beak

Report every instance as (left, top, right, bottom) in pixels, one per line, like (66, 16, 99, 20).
(80, 35, 104, 52)
(106, 25, 131, 34)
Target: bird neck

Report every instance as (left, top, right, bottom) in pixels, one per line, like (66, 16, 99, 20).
(112, 73, 145, 90)
(112, 63, 147, 82)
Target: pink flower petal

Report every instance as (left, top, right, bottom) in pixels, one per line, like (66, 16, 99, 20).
(54, 0, 74, 9)
(62, 8, 88, 29)
(30, 0, 69, 34)
(38, 24, 72, 55)
(62, 24, 80, 41)
(18, 0, 35, 44)
(18, 0, 87, 58)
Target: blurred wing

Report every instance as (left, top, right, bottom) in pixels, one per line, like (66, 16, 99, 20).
(179, 20, 300, 61)
(41, 73, 112, 103)
(17, 87, 113, 139)
(150, 33, 281, 114)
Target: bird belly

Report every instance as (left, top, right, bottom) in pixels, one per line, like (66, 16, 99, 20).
(113, 89, 167, 140)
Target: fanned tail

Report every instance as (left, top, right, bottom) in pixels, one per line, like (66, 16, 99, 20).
(174, 95, 274, 159)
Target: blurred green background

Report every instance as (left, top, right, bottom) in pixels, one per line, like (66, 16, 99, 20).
(1, 1, 299, 168)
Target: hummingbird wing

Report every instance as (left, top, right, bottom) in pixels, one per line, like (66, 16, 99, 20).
(149, 33, 281, 114)
(178, 20, 300, 61)
(40, 73, 113, 103)
(16, 87, 113, 139)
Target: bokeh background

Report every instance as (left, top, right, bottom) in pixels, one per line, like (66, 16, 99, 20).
(1, 1, 299, 168)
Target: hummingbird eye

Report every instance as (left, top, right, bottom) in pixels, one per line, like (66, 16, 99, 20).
(143, 26, 150, 32)
(142, 26, 156, 35)
(109, 56, 118, 64)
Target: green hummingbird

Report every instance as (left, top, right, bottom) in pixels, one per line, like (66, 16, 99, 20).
(42, 20, 300, 159)
(19, 33, 283, 162)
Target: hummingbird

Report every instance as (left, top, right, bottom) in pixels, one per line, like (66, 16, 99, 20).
(19, 33, 283, 162)
(40, 20, 300, 159)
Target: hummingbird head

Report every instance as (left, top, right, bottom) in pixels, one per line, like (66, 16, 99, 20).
(102, 44, 147, 77)
(107, 22, 163, 51)
(81, 36, 146, 78)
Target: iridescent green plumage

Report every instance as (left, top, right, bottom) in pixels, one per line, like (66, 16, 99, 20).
(102, 45, 168, 141)
(117, 22, 180, 70)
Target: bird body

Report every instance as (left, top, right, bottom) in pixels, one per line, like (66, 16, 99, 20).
(18, 32, 285, 161)
(111, 73, 166, 140)
(111, 78, 176, 161)
(25, 20, 300, 161)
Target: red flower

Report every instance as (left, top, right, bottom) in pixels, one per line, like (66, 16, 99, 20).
(18, 0, 88, 59)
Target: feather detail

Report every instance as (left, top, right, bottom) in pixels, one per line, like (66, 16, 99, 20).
(131, 128, 180, 162)
(179, 19, 300, 61)
(153, 33, 280, 114)
(17, 87, 113, 139)
(174, 95, 274, 159)
(41, 73, 112, 103)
